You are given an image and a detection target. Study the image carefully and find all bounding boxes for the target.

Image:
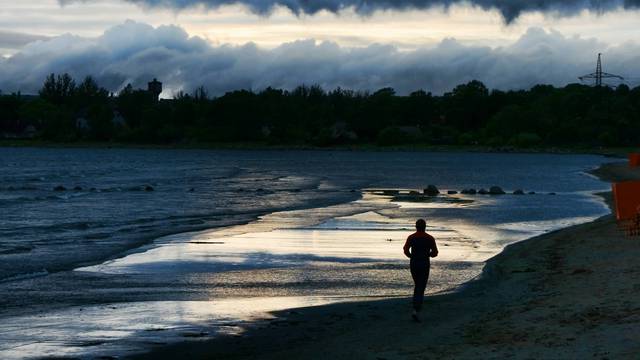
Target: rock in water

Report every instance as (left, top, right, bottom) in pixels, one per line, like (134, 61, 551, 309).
(478, 189, 489, 195)
(489, 186, 505, 195)
(461, 188, 477, 195)
(423, 185, 440, 196)
(144, 185, 155, 192)
(53, 185, 66, 191)
(513, 189, 525, 195)
(448, 190, 458, 195)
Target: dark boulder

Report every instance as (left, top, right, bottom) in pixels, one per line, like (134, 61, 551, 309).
(144, 185, 155, 192)
(513, 189, 525, 195)
(489, 186, 506, 195)
(53, 185, 66, 192)
(448, 190, 458, 195)
(478, 189, 489, 195)
(461, 188, 477, 195)
(423, 185, 440, 196)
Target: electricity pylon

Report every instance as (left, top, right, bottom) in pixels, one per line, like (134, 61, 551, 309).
(579, 53, 624, 87)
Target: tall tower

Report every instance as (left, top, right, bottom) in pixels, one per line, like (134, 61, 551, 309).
(148, 78, 162, 101)
(579, 54, 623, 87)
(595, 53, 603, 87)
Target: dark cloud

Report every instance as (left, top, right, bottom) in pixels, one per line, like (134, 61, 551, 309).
(0, 30, 49, 50)
(0, 21, 638, 96)
(62, 0, 640, 22)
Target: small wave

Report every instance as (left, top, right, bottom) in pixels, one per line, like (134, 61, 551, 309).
(0, 245, 34, 255)
(46, 192, 91, 200)
(0, 269, 49, 283)
(0, 193, 86, 205)
(0, 195, 35, 203)
(8, 221, 97, 233)
(0, 185, 40, 191)
(84, 233, 111, 240)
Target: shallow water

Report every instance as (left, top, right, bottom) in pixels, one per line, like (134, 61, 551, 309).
(0, 148, 610, 279)
(0, 297, 347, 359)
(0, 148, 615, 359)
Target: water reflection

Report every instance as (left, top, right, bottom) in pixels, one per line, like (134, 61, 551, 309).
(4, 164, 611, 359)
(0, 297, 344, 359)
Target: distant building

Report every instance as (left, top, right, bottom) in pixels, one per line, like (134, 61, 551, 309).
(148, 78, 162, 101)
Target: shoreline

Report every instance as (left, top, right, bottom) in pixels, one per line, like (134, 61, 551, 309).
(134, 161, 639, 359)
(0, 153, 622, 358)
(0, 140, 631, 157)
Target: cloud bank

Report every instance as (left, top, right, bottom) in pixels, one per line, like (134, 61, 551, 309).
(1, 21, 638, 96)
(0, 31, 49, 50)
(63, 0, 640, 22)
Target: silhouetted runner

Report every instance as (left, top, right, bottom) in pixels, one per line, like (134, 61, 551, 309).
(403, 218, 438, 322)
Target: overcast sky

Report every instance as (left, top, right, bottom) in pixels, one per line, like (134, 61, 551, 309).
(1, 0, 639, 95)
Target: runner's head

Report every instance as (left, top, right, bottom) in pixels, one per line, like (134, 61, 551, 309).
(415, 219, 426, 232)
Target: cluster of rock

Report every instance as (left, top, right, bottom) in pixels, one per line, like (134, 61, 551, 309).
(54, 185, 88, 192)
(424, 185, 547, 196)
(423, 185, 440, 196)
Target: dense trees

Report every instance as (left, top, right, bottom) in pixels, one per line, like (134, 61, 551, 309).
(1, 73, 639, 148)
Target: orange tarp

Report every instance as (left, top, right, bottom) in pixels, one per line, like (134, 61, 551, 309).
(612, 181, 640, 220)
(629, 153, 640, 167)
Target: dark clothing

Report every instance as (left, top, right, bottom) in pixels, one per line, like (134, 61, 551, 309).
(406, 232, 437, 260)
(404, 231, 438, 311)
(410, 258, 429, 311)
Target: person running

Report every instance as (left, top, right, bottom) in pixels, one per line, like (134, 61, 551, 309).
(403, 218, 438, 322)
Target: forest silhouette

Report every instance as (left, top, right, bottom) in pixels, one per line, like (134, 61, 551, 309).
(1, 73, 638, 148)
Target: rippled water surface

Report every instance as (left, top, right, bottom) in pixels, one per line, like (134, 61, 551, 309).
(0, 148, 610, 280)
(0, 148, 615, 359)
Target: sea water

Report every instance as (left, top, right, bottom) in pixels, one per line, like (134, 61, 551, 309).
(0, 148, 614, 358)
(0, 148, 610, 280)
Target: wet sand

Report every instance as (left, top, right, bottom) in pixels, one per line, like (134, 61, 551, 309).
(0, 193, 488, 358)
(135, 162, 640, 359)
(0, 161, 615, 359)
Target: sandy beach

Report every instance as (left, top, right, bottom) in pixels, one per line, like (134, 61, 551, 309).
(0, 151, 622, 359)
(132, 161, 640, 359)
(3, 1, 639, 357)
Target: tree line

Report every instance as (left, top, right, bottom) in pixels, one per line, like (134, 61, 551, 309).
(1, 73, 639, 148)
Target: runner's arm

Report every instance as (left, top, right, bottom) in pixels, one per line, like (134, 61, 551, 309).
(403, 237, 412, 258)
(430, 239, 439, 258)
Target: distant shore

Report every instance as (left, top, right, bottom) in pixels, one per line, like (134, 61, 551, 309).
(0, 139, 632, 157)
(135, 161, 639, 359)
